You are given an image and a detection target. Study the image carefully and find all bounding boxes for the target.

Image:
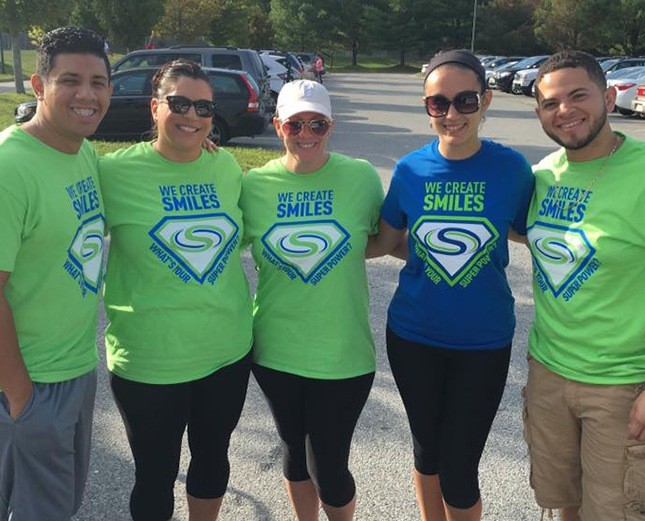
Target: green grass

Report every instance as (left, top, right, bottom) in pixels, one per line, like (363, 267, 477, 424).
(327, 54, 422, 73)
(1, 92, 280, 169)
(0, 50, 36, 82)
(0, 93, 34, 128)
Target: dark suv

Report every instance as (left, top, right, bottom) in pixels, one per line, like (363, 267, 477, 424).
(489, 55, 549, 93)
(15, 67, 268, 144)
(112, 47, 274, 111)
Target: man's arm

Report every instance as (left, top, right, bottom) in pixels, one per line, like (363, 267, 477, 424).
(0, 271, 33, 418)
(628, 389, 645, 441)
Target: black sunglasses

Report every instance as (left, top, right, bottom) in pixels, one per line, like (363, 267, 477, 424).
(161, 95, 216, 118)
(423, 91, 482, 117)
(281, 119, 331, 137)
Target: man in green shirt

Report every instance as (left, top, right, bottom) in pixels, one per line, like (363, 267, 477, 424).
(0, 27, 111, 520)
(524, 50, 645, 521)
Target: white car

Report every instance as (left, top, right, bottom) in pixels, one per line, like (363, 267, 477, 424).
(512, 68, 538, 96)
(260, 53, 289, 100)
(630, 84, 645, 116)
(607, 66, 645, 115)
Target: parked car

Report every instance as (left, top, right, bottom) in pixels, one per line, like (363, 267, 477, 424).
(15, 67, 269, 143)
(261, 50, 306, 77)
(262, 52, 303, 82)
(607, 67, 645, 116)
(260, 53, 289, 101)
(630, 83, 645, 117)
(604, 57, 645, 75)
(489, 55, 549, 92)
(512, 68, 538, 96)
(484, 56, 525, 82)
(111, 46, 273, 113)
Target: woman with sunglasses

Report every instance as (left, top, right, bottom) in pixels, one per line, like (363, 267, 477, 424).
(368, 50, 534, 521)
(240, 80, 383, 520)
(99, 60, 253, 521)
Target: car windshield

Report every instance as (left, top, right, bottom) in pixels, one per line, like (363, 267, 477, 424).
(601, 59, 620, 72)
(511, 56, 544, 69)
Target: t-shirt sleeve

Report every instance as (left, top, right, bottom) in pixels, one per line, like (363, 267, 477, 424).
(0, 181, 27, 272)
(380, 164, 406, 230)
(511, 158, 535, 236)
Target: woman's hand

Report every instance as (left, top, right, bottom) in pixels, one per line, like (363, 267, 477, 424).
(202, 138, 218, 153)
(366, 219, 407, 259)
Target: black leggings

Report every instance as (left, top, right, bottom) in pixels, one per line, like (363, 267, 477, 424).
(386, 328, 510, 509)
(252, 364, 374, 508)
(110, 352, 251, 521)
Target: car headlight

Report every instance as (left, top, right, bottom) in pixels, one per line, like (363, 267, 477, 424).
(499, 72, 512, 78)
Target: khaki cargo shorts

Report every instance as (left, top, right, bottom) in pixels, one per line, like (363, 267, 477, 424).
(522, 358, 645, 520)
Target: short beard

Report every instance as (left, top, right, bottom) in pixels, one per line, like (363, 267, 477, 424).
(542, 110, 607, 151)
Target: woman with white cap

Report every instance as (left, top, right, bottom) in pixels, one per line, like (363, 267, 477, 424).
(240, 80, 383, 520)
(368, 50, 534, 520)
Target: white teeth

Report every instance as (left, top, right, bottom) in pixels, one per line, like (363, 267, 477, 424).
(178, 125, 198, 133)
(299, 143, 316, 148)
(73, 108, 95, 117)
(561, 119, 583, 129)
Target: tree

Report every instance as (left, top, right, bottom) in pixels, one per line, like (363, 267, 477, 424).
(476, 0, 545, 55)
(209, 0, 271, 47)
(155, 0, 221, 45)
(533, 0, 614, 51)
(0, 0, 71, 92)
(69, 0, 106, 36)
(94, 0, 165, 51)
(270, 0, 332, 51)
(612, 0, 645, 55)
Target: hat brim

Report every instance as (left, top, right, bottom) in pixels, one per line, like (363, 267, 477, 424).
(278, 101, 332, 121)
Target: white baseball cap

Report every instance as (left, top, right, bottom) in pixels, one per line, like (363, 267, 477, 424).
(276, 80, 332, 121)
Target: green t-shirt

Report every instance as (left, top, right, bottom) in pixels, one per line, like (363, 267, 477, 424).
(0, 126, 103, 383)
(240, 153, 384, 379)
(99, 143, 253, 384)
(527, 134, 645, 384)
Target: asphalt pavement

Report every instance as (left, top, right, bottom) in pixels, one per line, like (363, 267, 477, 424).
(69, 73, 645, 520)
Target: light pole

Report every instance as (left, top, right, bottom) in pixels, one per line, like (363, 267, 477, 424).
(470, 0, 477, 53)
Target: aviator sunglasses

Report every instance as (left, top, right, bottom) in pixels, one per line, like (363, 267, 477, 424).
(281, 119, 332, 137)
(423, 90, 482, 118)
(161, 95, 216, 118)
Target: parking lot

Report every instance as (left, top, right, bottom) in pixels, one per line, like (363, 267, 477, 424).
(75, 72, 645, 521)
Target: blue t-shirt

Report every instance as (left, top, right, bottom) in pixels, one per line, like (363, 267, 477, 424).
(381, 139, 534, 350)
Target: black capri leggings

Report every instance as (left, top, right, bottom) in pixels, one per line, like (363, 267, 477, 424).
(110, 352, 251, 521)
(252, 364, 374, 508)
(386, 328, 511, 510)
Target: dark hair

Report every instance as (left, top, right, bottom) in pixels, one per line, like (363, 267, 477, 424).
(36, 26, 110, 81)
(423, 49, 487, 93)
(151, 59, 213, 100)
(535, 50, 607, 96)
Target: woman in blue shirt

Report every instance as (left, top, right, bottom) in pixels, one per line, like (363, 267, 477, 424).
(368, 50, 533, 521)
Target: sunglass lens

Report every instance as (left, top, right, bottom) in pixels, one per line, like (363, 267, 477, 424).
(426, 96, 450, 117)
(454, 92, 480, 114)
(194, 101, 215, 117)
(167, 96, 190, 114)
(310, 120, 330, 136)
(283, 121, 304, 136)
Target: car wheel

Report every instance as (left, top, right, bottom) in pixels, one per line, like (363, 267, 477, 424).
(523, 81, 535, 97)
(210, 118, 229, 145)
(617, 107, 634, 116)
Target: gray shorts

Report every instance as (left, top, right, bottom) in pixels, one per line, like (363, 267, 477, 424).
(0, 370, 96, 521)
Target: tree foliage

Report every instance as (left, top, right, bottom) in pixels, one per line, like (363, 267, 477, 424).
(0, 0, 72, 92)
(94, 0, 165, 51)
(156, 0, 221, 45)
